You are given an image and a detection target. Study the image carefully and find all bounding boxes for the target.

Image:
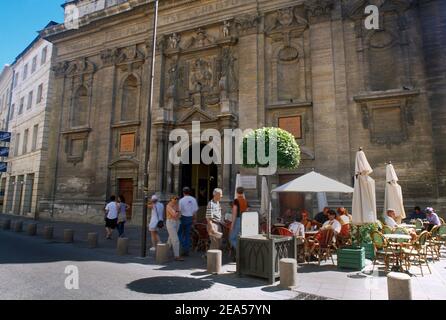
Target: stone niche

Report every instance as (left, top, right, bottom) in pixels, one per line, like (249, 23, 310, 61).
(264, 5, 310, 107)
(354, 90, 419, 147)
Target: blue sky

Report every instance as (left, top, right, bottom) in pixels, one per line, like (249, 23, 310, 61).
(0, 0, 64, 67)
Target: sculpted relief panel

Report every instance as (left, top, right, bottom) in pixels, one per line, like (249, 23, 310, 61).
(161, 23, 239, 122)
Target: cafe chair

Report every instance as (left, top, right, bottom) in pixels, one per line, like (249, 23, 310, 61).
(415, 219, 424, 233)
(402, 231, 432, 277)
(370, 231, 393, 273)
(273, 227, 294, 237)
(191, 223, 209, 252)
(311, 229, 336, 265)
(382, 225, 393, 234)
(426, 228, 441, 262)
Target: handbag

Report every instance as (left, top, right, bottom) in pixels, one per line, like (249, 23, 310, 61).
(154, 204, 164, 229)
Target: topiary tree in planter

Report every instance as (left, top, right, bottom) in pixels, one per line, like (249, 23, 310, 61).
(241, 127, 301, 170)
(350, 221, 382, 260)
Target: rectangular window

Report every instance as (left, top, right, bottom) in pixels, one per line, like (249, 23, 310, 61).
(23, 129, 29, 154)
(27, 91, 33, 109)
(278, 116, 302, 139)
(41, 47, 48, 65)
(10, 104, 14, 120)
(19, 97, 24, 115)
(14, 133, 20, 156)
(32, 124, 38, 151)
(23, 64, 28, 80)
(14, 72, 19, 88)
(36, 84, 43, 103)
(32, 56, 37, 73)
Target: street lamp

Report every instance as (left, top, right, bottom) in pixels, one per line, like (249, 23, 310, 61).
(140, 0, 159, 258)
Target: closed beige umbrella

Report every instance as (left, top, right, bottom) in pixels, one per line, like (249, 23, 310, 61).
(352, 149, 377, 224)
(260, 176, 271, 237)
(384, 162, 405, 224)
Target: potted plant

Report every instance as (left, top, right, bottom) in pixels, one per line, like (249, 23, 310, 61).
(350, 222, 382, 260)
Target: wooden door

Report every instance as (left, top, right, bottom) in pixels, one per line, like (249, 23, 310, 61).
(118, 179, 133, 221)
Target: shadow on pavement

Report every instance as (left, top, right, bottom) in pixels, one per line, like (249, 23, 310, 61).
(126, 276, 213, 294)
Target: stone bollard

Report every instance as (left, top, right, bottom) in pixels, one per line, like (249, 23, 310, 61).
(14, 221, 23, 233)
(387, 272, 412, 300)
(156, 243, 169, 264)
(117, 237, 129, 256)
(63, 229, 74, 243)
(207, 250, 222, 274)
(43, 226, 54, 240)
(2, 219, 11, 230)
(27, 223, 37, 236)
(87, 233, 98, 248)
(279, 258, 298, 289)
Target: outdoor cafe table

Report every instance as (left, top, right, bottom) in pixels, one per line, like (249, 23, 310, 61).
(383, 234, 412, 273)
(399, 224, 416, 228)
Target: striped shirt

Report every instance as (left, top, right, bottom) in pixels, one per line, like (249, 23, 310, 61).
(206, 199, 222, 222)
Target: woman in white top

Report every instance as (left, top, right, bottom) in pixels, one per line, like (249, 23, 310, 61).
(147, 195, 164, 250)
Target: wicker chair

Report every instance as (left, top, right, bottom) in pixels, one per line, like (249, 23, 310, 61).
(427, 226, 441, 262)
(191, 223, 209, 252)
(402, 231, 432, 276)
(370, 231, 394, 273)
(272, 227, 294, 237)
(382, 225, 393, 234)
(415, 219, 424, 233)
(311, 229, 336, 265)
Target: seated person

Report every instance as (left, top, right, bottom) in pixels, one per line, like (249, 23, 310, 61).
(288, 214, 305, 237)
(425, 207, 441, 231)
(337, 207, 351, 236)
(321, 210, 342, 235)
(300, 210, 313, 231)
(312, 207, 330, 228)
(406, 206, 426, 221)
(384, 208, 398, 228)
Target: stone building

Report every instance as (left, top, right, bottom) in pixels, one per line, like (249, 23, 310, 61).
(0, 65, 14, 212)
(3, 23, 57, 218)
(39, 0, 446, 224)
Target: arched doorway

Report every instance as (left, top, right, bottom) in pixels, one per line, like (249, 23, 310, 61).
(180, 144, 218, 219)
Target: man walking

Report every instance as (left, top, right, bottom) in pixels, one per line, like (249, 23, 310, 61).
(206, 188, 224, 250)
(178, 187, 199, 256)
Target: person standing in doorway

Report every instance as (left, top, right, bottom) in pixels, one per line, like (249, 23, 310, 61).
(178, 187, 199, 256)
(117, 195, 130, 238)
(206, 188, 224, 250)
(230, 187, 249, 256)
(166, 195, 184, 261)
(104, 195, 119, 240)
(147, 195, 164, 250)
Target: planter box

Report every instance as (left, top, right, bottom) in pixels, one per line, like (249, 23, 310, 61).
(337, 246, 365, 270)
(361, 242, 375, 260)
(237, 235, 296, 284)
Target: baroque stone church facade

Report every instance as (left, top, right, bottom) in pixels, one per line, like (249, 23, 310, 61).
(39, 0, 446, 224)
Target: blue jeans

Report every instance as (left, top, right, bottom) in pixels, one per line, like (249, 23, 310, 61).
(117, 222, 125, 237)
(178, 216, 193, 253)
(229, 217, 241, 249)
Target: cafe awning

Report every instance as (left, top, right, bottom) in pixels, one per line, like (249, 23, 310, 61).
(271, 171, 354, 193)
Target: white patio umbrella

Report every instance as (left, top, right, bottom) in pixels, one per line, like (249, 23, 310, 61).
(260, 176, 271, 237)
(384, 162, 405, 223)
(271, 171, 354, 193)
(352, 149, 377, 224)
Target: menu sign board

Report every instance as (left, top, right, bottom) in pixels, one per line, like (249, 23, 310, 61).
(278, 116, 302, 139)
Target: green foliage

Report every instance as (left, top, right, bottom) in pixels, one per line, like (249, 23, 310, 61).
(351, 222, 382, 244)
(241, 127, 301, 169)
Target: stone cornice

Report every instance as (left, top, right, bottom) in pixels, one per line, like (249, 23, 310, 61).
(353, 88, 420, 102)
